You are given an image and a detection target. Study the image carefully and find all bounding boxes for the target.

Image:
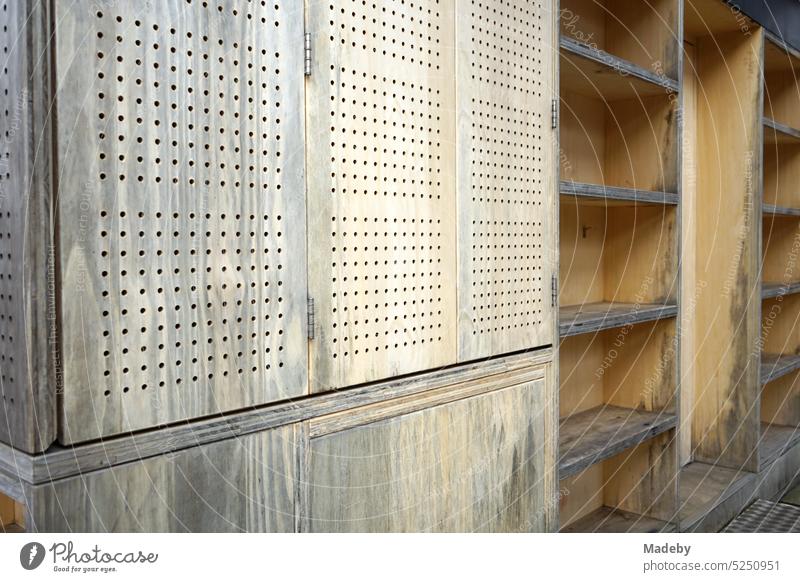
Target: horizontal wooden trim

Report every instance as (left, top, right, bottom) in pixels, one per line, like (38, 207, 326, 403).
(308, 366, 546, 438)
(560, 37, 679, 94)
(560, 180, 679, 205)
(763, 204, 800, 218)
(760, 422, 800, 470)
(559, 302, 678, 337)
(0, 349, 552, 485)
(761, 353, 800, 385)
(560, 506, 675, 533)
(558, 404, 677, 479)
(764, 116, 800, 144)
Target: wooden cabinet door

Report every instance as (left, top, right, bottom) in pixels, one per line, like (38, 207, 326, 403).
(55, 0, 308, 443)
(307, 0, 558, 391)
(455, 1, 558, 361)
(301, 364, 554, 532)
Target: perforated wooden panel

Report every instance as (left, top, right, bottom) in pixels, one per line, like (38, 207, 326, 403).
(0, 0, 55, 453)
(306, 0, 458, 391)
(0, 0, 28, 447)
(55, 0, 307, 443)
(456, 1, 556, 360)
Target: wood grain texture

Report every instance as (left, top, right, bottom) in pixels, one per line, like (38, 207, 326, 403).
(0, 0, 57, 453)
(0, 348, 552, 485)
(559, 405, 677, 478)
(54, 0, 308, 444)
(681, 40, 698, 466)
(560, 301, 677, 337)
(456, 0, 556, 360)
(306, 0, 457, 392)
(560, 430, 678, 527)
(303, 372, 552, 532)
(560, 0, 681, 79)
(690, 28, 762, 472)
(29, 425, 297, 533)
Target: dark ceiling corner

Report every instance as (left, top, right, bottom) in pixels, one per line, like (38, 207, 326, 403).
(727, 0, 800, 51)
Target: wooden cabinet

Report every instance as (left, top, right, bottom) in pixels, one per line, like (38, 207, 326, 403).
(0, 0, 558, 451)
(300, 361, 553, 532)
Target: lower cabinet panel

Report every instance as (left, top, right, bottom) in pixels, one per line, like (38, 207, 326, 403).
(29, 426, 297, 532)
(303, 373, 552, 532)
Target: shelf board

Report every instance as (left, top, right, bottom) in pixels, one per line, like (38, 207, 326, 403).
(761, 353, 800, 385)
(559, 405, 677, 479)
(764, 117, 800, 145)
(560, 180, 679, 206)
(760, 422, 800, 470)
(763, 203, 800, 218)
(559, 301, 678, 337)
(679, 462, 754, 531)
(561, 506, 675, 533)
(762, 281, 800, 300)
(560, 37, 679, 99)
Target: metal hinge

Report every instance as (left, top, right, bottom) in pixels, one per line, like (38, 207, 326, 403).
(307, 296, 315, 339)
(304, 32, 312, 76)
(551, 275, 558, 308)
(551, 99, 558, 129)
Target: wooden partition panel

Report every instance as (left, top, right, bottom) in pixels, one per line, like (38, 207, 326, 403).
(456, 1, 557, 360)
(55, 1, 308, 443)
(689, 29, 763, 472)
(0, 0, 55, 453)
(306, 0, 458, 392)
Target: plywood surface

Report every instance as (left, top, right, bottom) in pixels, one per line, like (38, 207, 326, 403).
(456, 1, 556, 360)
(30, 426, 297, 532)
(304, 376, 551, 532)
(559, 404, 677, 478)
(55, 0, 308, 443)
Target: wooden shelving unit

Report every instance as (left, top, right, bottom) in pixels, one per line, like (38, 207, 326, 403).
(759, 35, 800, 471)
(558, 0, 681, 532)
(680, 0, 800, 531)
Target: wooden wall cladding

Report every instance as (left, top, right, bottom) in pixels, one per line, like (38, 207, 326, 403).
(306, 0, 458, 391)
(0, 0, 55, 453)
(54, 1, 308, 443)
(307, 0, 557, 390)
(28, 425, 298, 532)
(456, 1, 556, 360)
(300, 363, 553, 532)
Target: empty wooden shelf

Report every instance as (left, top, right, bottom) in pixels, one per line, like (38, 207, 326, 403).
(560, 181, 679, 206)
(764, 203, 800, 217)
(764, 117, 800, 145)
(761, 353, 800, 385)
(560, 302, 678, 337)
(679, 462, 754, 532)
(560, 506, 674, 533)
(560, 37, 678, 99)
(760, 422, 800, 469)
(559, 405, 677, 478)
